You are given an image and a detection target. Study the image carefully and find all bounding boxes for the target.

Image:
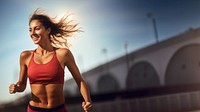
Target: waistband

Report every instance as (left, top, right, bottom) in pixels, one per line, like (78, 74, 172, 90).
(28, 104, 65, 112)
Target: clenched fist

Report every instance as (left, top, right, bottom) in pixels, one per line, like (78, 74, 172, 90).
(82, 101, 92, 112)
(9, 84, 19, 94)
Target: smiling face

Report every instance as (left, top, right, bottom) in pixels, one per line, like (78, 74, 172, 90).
(29, 20, 51, 44)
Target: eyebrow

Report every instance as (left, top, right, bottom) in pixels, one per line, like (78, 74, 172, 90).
(29, 26, 40, 29)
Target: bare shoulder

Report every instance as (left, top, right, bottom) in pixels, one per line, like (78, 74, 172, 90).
(55, 48, 73, 57)
(20, 50, 33, 59)
(20, 50, 34, 66)
(55, 48, 75, 65)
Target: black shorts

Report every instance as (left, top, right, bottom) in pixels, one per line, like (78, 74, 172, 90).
(27, 104, 67, 112)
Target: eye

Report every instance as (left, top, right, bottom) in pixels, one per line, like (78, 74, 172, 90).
(35, 27, 40, 30)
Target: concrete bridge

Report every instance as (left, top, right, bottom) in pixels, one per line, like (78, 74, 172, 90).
(64, 27, 200, 96)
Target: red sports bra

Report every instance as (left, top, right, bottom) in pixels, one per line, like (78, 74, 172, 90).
(28, 50, 64, 85)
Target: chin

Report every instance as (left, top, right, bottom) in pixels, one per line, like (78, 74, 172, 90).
(34, 42, 39, 45)
(32, 38, 41, 44)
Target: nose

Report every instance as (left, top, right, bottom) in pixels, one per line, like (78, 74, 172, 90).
(30, 29, 35, 36)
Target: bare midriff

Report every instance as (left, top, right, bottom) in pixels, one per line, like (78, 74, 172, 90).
(29, 84, 65, 108)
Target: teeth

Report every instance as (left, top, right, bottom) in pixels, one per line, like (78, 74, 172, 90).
(32, 36, 39, 41)
(32, 34, 39, 38)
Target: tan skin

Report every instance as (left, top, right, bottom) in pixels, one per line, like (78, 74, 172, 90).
(9, 20, 92, 111)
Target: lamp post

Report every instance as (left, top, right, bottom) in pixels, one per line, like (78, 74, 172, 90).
(147, 12, 159, 43)
(124, 41, 130, 71)
(147, 12, 161, 76)
(102, 48, 109, 73)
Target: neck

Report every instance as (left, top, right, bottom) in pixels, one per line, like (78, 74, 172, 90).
(36, 43, 54, 55)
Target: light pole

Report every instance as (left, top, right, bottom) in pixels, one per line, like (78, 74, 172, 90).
(124, 41, 130, 71)
(102, 48, 109, 73)
(147, 12, 161, 76)
(147, 12, 159, 43)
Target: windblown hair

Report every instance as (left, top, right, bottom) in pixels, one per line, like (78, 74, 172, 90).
(29, 9, 81, 48)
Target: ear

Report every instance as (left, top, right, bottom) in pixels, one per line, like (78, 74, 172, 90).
(47, 27, 51, 34)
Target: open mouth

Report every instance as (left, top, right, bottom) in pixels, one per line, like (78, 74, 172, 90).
(31, 34, 40, 40)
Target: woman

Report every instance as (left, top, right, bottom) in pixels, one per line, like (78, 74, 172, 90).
(9, 9, 92, 112)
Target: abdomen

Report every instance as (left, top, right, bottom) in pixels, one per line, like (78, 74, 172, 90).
(30, 84, 65, 108)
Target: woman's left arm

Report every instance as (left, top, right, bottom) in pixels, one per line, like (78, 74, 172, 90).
(64, 49, 92, 111)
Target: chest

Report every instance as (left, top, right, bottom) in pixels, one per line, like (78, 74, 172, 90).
(28, 60, 60, 81)
(34, 53, 54, 64)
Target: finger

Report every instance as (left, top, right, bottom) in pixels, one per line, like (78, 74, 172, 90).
(83, 102, 90, 109)
(9, 84, 15, 88)
(82, 102, 86, 107)
(86, 106, 92, 111)
(9, 87, 15, 93)
(9, 89, 14, 94)
(9, 86, 15, 91)
(9, 84, 16, 94)
(10, 90, 16, 94)
(9, 87, 14, 91)
(82, 102, 88, 111)
(85, 102, 92, 108)
(84, 103, 92, 112)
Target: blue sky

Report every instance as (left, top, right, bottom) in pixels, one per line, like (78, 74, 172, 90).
(0, 0, 200, 104)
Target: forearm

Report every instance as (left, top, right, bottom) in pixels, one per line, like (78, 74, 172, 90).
(79, 81, 92, 102)
(16, 81, 26, 92)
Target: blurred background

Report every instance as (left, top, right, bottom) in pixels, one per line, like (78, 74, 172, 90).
(1, 0, 200, 112)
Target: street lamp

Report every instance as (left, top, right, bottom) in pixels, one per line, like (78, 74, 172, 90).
(147, 12, 161, 76)
(124, 41, 130, 71)
(147, 12, 159, 43)
(102, 48, 109, 73)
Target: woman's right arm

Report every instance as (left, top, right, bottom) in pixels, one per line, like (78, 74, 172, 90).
(9, 51, 31, 94)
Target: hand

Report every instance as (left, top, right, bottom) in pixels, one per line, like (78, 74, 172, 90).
(9, 84, 19, 94)
(82, 101, 92, 112)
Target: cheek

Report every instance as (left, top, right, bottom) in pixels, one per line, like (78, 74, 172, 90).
(34, 31, 46, 38)
(35, 30, 43, 35)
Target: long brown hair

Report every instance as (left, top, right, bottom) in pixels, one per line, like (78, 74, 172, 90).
(29, 9, 82, 48)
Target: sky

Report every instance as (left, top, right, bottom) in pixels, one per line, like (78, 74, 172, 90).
(0, 0, 200, 104)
